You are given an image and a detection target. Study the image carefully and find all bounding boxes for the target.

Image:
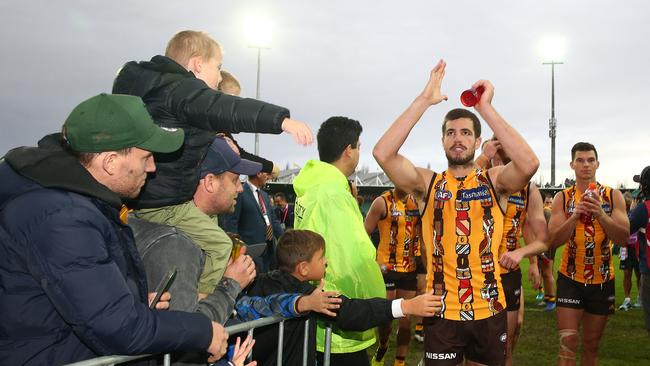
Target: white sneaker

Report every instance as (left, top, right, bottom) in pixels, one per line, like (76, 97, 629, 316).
(619, 298, 631, 311)
(634, 296, 643, 308)
(414, 331, 424, 343)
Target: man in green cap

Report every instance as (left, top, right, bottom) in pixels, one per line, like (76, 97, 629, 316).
(0, 93, 228, 365)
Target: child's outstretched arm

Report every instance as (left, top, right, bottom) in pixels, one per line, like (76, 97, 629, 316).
(320, 292, 442, 331)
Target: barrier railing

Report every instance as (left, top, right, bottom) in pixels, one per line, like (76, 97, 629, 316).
(65, 315, 332, 366)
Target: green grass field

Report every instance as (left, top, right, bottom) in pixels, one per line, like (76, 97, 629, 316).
(368, 256, 649, 365)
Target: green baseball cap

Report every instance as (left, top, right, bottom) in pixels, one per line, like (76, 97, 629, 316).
(62, 93, 183, 153)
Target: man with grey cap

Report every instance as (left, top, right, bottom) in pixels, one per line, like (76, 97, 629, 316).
(629, 166, 650, 335)
(0, 94, 228, 365)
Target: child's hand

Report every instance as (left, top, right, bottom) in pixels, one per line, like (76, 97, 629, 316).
(402, 292, 442, 317)
(230, 335, 257, 366)
(297, 279, 342, 316)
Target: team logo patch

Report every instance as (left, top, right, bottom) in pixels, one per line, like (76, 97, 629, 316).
(435, 189, 453, 201)
(500, 333, 507, 343)
(507, 195, 525, 207)
(459, 186, 491, 201)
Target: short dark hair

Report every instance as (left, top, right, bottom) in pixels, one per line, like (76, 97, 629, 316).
(442, 109, 481, 138)
(317, 116, 362, 163)
(274, 192, 287, 201)
(570, 142, 598, 161)
(277, 230, 325, 273)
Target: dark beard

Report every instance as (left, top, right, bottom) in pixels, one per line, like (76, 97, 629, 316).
(445, 150, 476, 167)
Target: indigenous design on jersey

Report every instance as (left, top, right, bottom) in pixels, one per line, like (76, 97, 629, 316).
(422, 169, 505, 321)
(498, 184, 529, 274)
(376, 190, 421, 273)
(560, 183, 614, 284)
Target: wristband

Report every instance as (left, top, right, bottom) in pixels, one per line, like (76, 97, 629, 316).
(391, 298, 405, 318)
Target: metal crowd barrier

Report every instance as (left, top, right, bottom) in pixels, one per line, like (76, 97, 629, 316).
(65, 315, 332, 366)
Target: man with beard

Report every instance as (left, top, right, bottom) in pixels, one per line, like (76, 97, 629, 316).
(373, 60, 539, 365)
(548, 142, 629, 366)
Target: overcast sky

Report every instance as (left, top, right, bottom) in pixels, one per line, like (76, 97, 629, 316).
(1, 1, 648, 187)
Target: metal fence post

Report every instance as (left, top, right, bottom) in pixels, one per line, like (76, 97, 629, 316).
(323, 323, 333, 366)
(302, 319, 309, 366)
(276, 320, 284, 366)
(247, 328, 254, 363)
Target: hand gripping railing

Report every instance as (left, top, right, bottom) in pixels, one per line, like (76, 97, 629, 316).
(64, 316, 333, 366)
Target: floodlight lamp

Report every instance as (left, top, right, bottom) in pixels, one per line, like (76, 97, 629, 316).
(539, 36, 566, 62)
(244, 16, 273, 48)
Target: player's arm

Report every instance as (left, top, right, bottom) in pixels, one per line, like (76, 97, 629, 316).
(373, 60, 448, 201)
(475, 81, 539, 197)
(499, 186, 549, 268)
(364, 196, 387, 236)
(548, 191, 579, 248)
(588, 189, 630, 244)
(475, 139, 499, 170)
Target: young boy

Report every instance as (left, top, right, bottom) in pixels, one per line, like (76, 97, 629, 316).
(246, 229, 442, 366)
(112, 30, 311, 295)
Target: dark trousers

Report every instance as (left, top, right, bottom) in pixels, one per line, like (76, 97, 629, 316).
(642, 274, 650, 336)
(316, 349, 370, 366)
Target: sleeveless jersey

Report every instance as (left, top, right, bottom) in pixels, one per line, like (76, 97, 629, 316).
(559, 183, 614, 284)
(376, 190, 421, 273)
(498, 184, 530, 274)
(421, 169, 505, 321)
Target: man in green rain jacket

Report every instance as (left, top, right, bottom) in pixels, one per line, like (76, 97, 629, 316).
(293, 116, 386, 366)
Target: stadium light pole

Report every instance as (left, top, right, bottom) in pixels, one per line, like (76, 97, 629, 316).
(540, 37, 565, 187)
(244, 16, 273, 156)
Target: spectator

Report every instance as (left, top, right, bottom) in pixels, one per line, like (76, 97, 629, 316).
(629, 166, 650, 336)
(274, 192, 295, 229)
(246, 229, 441, 366)
(113, 30, 312, 296)
(618, 192, 642, 311)
(222, 171, 284, 272)
(131, 137, 340, 365)
(0, 94, 227, 365)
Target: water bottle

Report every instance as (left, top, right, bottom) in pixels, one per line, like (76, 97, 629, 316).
(580, 182, 598, 224)
(460, 86, 485, 107)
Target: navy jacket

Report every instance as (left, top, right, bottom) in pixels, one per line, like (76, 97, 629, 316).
(222, 183, 284, 245)
(0, 135, 212, 365)
(112, 55, 289, 209)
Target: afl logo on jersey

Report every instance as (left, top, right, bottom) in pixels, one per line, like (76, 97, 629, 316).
(435, 190, 453, 201)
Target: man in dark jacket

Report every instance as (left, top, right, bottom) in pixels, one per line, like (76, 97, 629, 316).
(0, 94, 227, 365)
(112, 30, 312, 296)
(630, 166, 650, 336)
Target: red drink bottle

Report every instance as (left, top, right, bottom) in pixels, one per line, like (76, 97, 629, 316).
(460, 86, 485, 107)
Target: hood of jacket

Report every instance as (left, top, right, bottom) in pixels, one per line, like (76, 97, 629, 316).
(112, 55, 193, 98)
(292, 160, 350, 198)
(1, 133, 122, 208)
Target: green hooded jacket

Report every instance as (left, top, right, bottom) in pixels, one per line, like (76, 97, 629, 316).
(293, 160, 385, 354)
